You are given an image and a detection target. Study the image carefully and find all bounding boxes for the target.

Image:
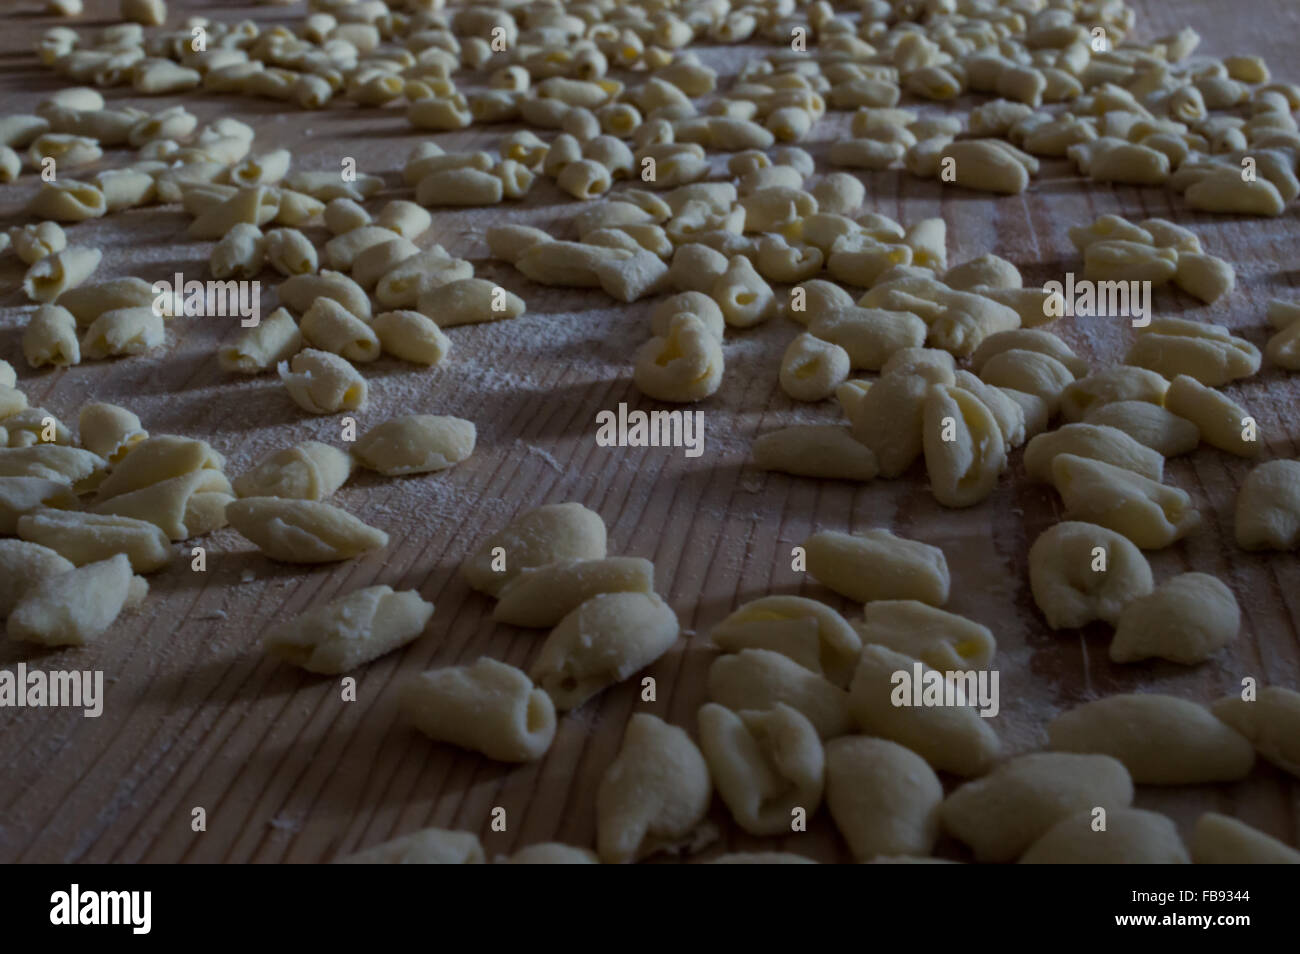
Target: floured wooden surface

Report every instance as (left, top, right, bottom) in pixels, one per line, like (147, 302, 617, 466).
(1, 0, 1297, 863)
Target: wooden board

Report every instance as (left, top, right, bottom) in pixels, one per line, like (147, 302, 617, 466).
(1, 0, 1297, 863)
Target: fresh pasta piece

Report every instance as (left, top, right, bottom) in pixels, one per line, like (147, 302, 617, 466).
(1051, 454, 1200, 549)
(1109, 573, 1239, 664)
(1083, 401, 1199, 457)
(278, 270, 370, 320)
(92, 469, 233, 541)
(697, 702, 823, 836)
(1024, 423, 1164, 484)
(336, 828, 484, 865)
(778, 333, 850, 402)
(22, 246, 101, 303)
(218, 307, 301, 374)
(922, 384, 1006, 507)
(371, 310, 450, 366)
(462, 502, 606, 597)
(597, 713, 711, 865)
(225, 497, 388, 563)
(978, 349, 1074, 416)
(400, 660, 559, 764)
(751, 425, 879, 482)
(0, 478, 77, 535)
(7, 554, 144, 647)
(710, 595, 861, 687)
(803, 528, 949, 605)
(17, 509, 170, 573)
(708, 649, 852, 740)
(1028, 522, 1154, 629)
(279, 349, 367, 414)
(942, 753, 1134, 863)
(27, 180, 106, 222)
(234, 442, 352, 501)
(78, 403, 144, 464)
(807, 306, 926, 371)
(1191, 813, 1300, 864)
(263, 227, 319, 277)
(530, 591, 678, 711)
(0, 445, 104, 490)
(96, 434, 223, 501)
(265, 585, 433, 674)
(848, 645, 1000, 777)
(1212, 687, 1300, 778)
(23, 304, 80, 368)
(493, 557, 654, 628)
(56, 276, 154, 328)
(417, 278, 525, 327)
(353, 415, 475, 477)
(712, 255, 776, 328)
(9, 222, 67, 265)
(1234, 459, 1300, 550)
(825, 736, 942, 861)
(648, 291, 725, 340)
(1020, 809, 1189, 864)
(1126, 319, 1260, 387)
(633, 313, 724, 403)
(854, 600, 995, 671)
(0, 539, 75, 617)
(1048, 693, 1255, 784)
(81, 306, 165, 360)
(1163, 374, 1259, 457)
(300, 298, 380, 363)
(210, 223, 265, 279)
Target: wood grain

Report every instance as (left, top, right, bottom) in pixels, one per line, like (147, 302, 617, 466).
(1, 0, 1297, 864)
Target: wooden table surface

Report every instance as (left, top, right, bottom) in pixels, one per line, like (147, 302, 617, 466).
(1, 0, 1297, 864)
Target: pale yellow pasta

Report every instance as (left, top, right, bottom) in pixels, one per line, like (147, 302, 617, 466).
(277, 348, 365, 414)
(751, 425, 879, 483)
(710, 595, 862, 688)
(708, 648, 852, 740)
(825, 736, 943, 862)
(323, 198, 371, 235)
(263, 227, 318, 277)
(375, 247, 473, 308)
(1109, 573, 1239, 664)
(1082, 240, 1177, 285)
(0, 539, 75, 617)
(279, 269, 371, 320)
(1060, 366, 1170, 421)
(416, 167, 503, 206)
(803, 528, 949, 605)
(7, 554, 145, 647)
(1185, 170, 1285, 216)
(1020, 809, 1189, 864)
(649, 291, 725, 340)
(336, 828, 483, 864)
(778, 333, 850, 402)
(1024, 423, 1164, 484)
(230, 148, 291, 187)
(711, 254, 776, 328)
(942, 753, 1134, 863)
(17, 509, 170, 573)
(1163, 374, 1259, 457)
(807, 306, 926, 371)
(353, 414, 475, 477)
(27, 132, 101, 169)
(1126, 318, 1260, 387)
(375, 199, 431, 240)
(462, 502, 607, 596)
(0, 146, 20, 183)
(122, 0, 167, 28)
(493, 557, 655, 629)
(402, 657, 555, 762)
(95, 434, 222, 501)
(58, 280, 155, 332)
(417, 278, 524, 328)
(370, 310, 449, 366)
(0, 479, 76, 536)
(233, 441, 352, 501)
(1213, 687, 1300, 779)
(23, 304, 79, 369)
(219, 306, 301, 374)
(1191, 813, 1300, 865)
(91, 469, 233, 541)
(188, 186, 278, 240)
(264, 585, 432, 675)
(1234, 459, 1300, 550)
(633, 313, 724, 403)
(225, 497, 387, 563)
(922, 384, 1007, 508)
(76, 402, 145, 463)
(80, 306, 165, 360)
(1172, 252, 1235, 304)
(0, 445, 102, 490)
(596, 713, 711, 864)
(939, 139, 1031, 194)
(9, 222, 67, 265)
(299, 298, 379, 363)
(3, 407, 70, 448)
(1028, 521, 1154, 629)
(1052, 453, 1200, 549)
(22, 246, 101, 303)
(1084, 401, 1200, 457)
(854, 600, 996, 672)
(0, 114, 50, 148)
(322, 225, 402, 272)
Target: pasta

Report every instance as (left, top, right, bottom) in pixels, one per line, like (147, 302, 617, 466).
(1024, 423, 1164, 484)
(751, 425, 879, 482)
(708, 648, 852, 740)
(633, 314, 724, 403)
(1234, 459, 1300, 550)
(336, 829, 484, 865)
(779, 333, 850, 402)
(922, 384, 1007, 507)
(530, 591, 678, 710)
(802, 528, 950, 605)
(1020, 809, 1189, 864)
(7, 553, 146, 647)
(710, 595, 862, 688)
(22, 246, 101, 303)
(81, 306, 165, 360)
(0, 539, 75, 617)
(265, 585, 434, 674)
(1047, 693, 1255, 784)
(1163, 374, 1260, 457)
(417, 278, 525, 327)
(1051, 454, 1200, 549)
(1028, 522, 1154, 629)
(23, 304, 80, 369)
(462, 502, 607, 596)
(1083, 401, 1200, 457)
(1191, 813, 1300, 865)
(1212, 686, 1300, 778)
(17, 509, 171, 573)
(493, 557, 655, 628)
(219, 307, 301, 374)
(853, 600, 996, 672)
(825, 736, 942, 861)
(233, 441, 352, 501)
(353, 415, 475, 476)
(225, 497, 388, 563)
(279, 348, 367, 414)
(1109, 573, 1239, 664)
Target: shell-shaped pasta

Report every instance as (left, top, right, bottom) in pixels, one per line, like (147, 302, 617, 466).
(7, 554, 144, 647)
(265, 585, 433, 674)
(219, 306, 301, 374)
(0, 538, 75, 617)
(375, 248, 474, 308)
(825, 736, 943, 861)
(711, 255, 776, 328)
(922, 383, 1007, 507)
(978, 349, 1073, 415)
(1052, 453, 1200, 549)
(803, 528, 950, 605)
(493, 557, 655, 628)
(779, 332, 850, 402)
(353, 414, 475, 476)
(1025, 422, 1165, 484)
(752, 424, 879, 482)
(0, 445, 105, 490)
(22, 246, 101, 303)
(698, 702, 823, 836)
(808, 306, 927, 371)
(1163, 374, 1259, 457)
(971, 328, 1087, 377)
(462, 502, 607, 596)
(649, 291, 725, 340)
(1234, 459, 1300, 550)
(233, 441, 352, 501)
(0, 477, 77, 535)
(9, 221, 67, 265)
(225, 497, 388, 563)
(854, 600, 995, 671)
(97, 435, 223, 501)
(263, 227, 319, 277)
(279, 348, 368, 414)
(1028, 521, 1154, 629)
(56, 276, 155, 328)
(352, 238, 419, 289)
(531, 591, 678, 710)
(1191, 813, 1300, 864)
(27, 180, 106, 222)
(939, 139, 1031, 194)
(300, 298, 380, 363)
(1060, 366, 1169, 421)
(1126, 319, 1260, 387)
(210, 223, 265, 280)
(1083, 401, 1199, 457)
(1109, 573, 1239, 664)
(1212, 687, 1300, 778)
(375, 200, 432, 240)
(3, 407, 71, 448)
(417, 278, 524, 327)
(401, 657, 556, 762)
(633, 313, 724, 403)
(708, 648, 851, 740)
(1020, 809, 1189, 864)
(23, 304, 80, 368)
(942, 753, 1134, 863)
(17, 509, 170, 572)
(1048, 693, 1255, 784)
(596, 713, 711, 864)
(848, 645, 1000, 776)
(710, 595, 862, 687)
(80, 306, 165, 360)
(278, 270, 371, 320)
(188, 186, 278, 240)
(91, 466, 232, 540)
(336, 828, 484, 865)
